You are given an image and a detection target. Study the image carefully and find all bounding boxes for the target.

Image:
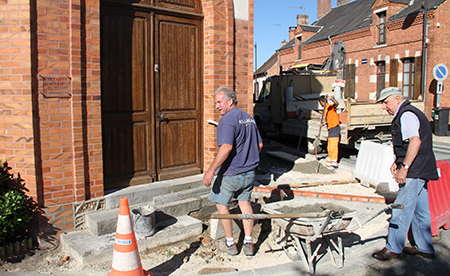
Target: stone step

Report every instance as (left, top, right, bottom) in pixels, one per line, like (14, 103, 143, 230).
(61, 215, 203, 267)
(153, 185, 210, 206)
(103, 174, 206, 210)
(85, 185, 211, 237)
(153, 185, 212, 217)
(80, 174, 209, 236)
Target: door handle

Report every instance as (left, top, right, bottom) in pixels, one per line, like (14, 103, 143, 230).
(156, 113, 167, 121)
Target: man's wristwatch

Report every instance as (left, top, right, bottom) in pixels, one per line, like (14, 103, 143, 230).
(401, 163, 410, 170)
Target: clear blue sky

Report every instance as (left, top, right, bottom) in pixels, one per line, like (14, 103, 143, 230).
(254, 0, 339, 71)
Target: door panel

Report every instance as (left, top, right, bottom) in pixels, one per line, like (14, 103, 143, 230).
(155, 14, 202, 180)
(160, 120, 197, 168)
(101, 6, 203, 188)
(101, 8, 155, 189)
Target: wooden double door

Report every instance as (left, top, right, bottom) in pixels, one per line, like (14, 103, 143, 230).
(101, 3, 203, 190)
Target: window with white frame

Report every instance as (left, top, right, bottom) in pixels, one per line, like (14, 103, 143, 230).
(402, 58, 415, 99)
(377, 12, 386, 45)
(377, 61, 386, 95)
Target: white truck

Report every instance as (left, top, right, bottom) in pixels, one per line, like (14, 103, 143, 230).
(254, 70, 424, 153)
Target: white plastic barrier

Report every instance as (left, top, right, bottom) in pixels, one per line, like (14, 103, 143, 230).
(353, 140, 399, 194)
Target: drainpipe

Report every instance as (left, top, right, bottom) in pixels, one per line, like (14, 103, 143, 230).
(421, 0, 428, 106)
(328, 36, 332, 53)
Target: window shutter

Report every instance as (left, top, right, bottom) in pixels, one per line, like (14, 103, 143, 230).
(414, 56, 422, 100)
(390, 59, 398, 87)
(344, 64, 355, 98)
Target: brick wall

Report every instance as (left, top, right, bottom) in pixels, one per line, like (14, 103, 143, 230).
(0, 0, 35, 190)
(202, 0, 254, 171)
(426, 1, 450, 109)
(34, 0, 102, 233)
(1, 0, 254, 234)
(1, 0, 102, 234)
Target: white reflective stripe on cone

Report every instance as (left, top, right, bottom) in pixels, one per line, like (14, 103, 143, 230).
(111, 248, 142, 271)
(117, 214, 133, 234)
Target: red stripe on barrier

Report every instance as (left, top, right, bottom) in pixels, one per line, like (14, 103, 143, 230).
(428, 160, 450, 236)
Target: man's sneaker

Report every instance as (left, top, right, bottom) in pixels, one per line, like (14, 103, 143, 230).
(243, 242, 254, 256)
(218, 242, 238, 256)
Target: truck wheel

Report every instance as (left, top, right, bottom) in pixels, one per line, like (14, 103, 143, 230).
(307, 139, 323, 154)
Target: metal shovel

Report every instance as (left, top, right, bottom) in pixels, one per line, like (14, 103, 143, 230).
(357, 203, 405, 229)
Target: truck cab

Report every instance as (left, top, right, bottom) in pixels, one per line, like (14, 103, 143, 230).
(254, 76, 284, 136)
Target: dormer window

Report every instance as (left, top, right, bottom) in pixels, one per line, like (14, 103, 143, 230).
(296, 36, 302, 60)
(377, 11, 386, 45)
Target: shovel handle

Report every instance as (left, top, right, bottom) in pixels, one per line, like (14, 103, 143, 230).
(211, 210, 345, 220)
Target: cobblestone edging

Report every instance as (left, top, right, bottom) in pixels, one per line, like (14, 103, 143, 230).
(253, 186, 387, 204)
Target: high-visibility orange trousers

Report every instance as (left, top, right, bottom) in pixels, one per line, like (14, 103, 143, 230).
(327, 137, 339, 162)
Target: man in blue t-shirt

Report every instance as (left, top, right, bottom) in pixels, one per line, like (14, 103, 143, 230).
(203, 86, 263, 256)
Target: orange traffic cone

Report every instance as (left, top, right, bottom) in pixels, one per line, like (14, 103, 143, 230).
(108, 197, 152, 276)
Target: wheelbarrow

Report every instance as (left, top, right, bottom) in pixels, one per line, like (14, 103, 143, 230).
(261, 205, 355, 274)
(261, 203, 404, 274)
(211, 203, 404, 275)
(211, 207, 353, 275)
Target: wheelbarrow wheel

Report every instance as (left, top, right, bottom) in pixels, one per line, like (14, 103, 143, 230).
(272, 224, 302, 261)
(283, 243, 302, 261)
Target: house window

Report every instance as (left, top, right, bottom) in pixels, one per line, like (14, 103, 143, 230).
(377, 61, 386, 96)
(297, 36, 302, 60)
(377, 12, 386, 45)
(402, 58, 415, 99)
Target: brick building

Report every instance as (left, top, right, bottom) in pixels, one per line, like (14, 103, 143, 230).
(266, 0, 449, 118)
(1, 0, 254, 234)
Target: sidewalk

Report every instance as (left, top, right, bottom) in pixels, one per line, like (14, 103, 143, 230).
(212, 226, 449, 276)
(433, 133, 450, 145)
(4, 205, 449, 276)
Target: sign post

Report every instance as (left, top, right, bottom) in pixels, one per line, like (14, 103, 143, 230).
(433, 63, 448, 107)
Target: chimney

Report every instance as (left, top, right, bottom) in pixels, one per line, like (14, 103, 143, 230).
(289, 27, 295, 41)
(337, 0, 351, 6)
(297, 14, 309, 25)
(317, 0, 331, 19)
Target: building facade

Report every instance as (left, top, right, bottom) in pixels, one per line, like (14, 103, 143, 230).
(273, 0, 449, 118)
(1, 0, 254, 234)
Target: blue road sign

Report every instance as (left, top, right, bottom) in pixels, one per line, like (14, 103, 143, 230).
(433, 63, 448, 81)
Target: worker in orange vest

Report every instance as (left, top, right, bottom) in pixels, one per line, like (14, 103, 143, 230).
(318, 94, 340, 169)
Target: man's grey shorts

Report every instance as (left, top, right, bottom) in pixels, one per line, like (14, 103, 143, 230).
(208, 170, 255, 206)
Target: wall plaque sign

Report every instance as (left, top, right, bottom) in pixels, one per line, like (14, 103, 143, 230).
(40, 75, 71, 98)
